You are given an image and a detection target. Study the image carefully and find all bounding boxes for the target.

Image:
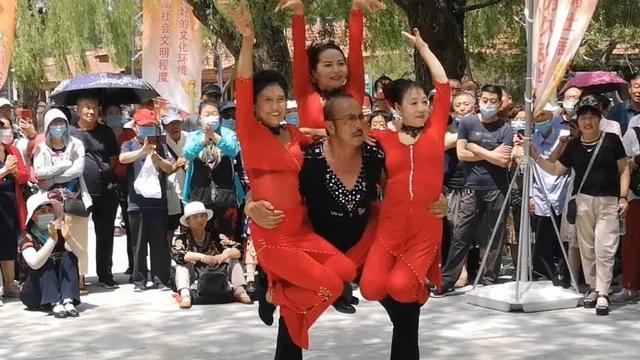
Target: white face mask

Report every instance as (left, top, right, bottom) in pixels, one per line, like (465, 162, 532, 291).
(0, 129, 13, 145)
(563, 100, 578, 114)
(202, 115, 220, 131)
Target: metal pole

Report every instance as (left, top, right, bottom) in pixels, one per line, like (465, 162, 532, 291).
(515, 0, 536, 303)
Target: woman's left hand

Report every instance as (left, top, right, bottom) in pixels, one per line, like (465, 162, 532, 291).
(402, 28, 429, 51)
(364, 133, 377, 146)
(429, 194, 449, 219)
(619, 198, 629, 218)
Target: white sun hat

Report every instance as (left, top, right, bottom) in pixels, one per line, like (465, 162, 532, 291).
(179, 201, 213, 227)
(25, 192, 63, 227)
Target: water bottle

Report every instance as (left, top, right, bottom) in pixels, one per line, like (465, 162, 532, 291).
(619, 217, 626, 236)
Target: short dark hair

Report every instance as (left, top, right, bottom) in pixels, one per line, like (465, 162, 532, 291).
(308, 42, 346, 73)
(480, 85, 503, 99)
(253, 70, 289, 102)
(198, 99, 220, 116)
(76, 93, 100, 106)
(374, 76, 392, 92)
(383, 79, 427, 107)
(323, 94, 358, 121)
(576, 95, 602, 118)
(628, 73, 640, 83)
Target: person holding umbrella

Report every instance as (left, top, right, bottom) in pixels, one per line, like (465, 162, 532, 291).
(69, 94, 120, 289)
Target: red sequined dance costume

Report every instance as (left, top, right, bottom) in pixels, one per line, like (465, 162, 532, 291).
(235, 77, 356, 349)
(360, 82, 452, 304)
(292, 10, 365, 130)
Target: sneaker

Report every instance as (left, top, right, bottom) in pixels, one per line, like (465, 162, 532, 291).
(235, 288, 253, 304)
(98, 278, 120, 289)
(133, 283, 146, 292)
(63, 301, 79, 317)
(611, 288, 639, 303)
(154, 282, 171, 292)
(52, 303, 67, 318)
(595, 295, 610, 316)
(583, 290, 598, 308)
(431, 287, 456, 298)
(179, 295, 192, 309)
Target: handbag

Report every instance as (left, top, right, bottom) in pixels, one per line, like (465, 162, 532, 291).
(194, 263, 235, 304)
(566, 134, 604, 225)
(134, 155, 163, 199)
(209, 159, 237, 209)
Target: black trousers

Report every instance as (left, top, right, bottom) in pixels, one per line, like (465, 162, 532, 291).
(129, 210, 170, 286)
(91, 192, 119, 282)
(442, 188, 507, 288)
(533, 215, 563, 280)
(273, 298, 421, 360)
(20, 252, 80, 307)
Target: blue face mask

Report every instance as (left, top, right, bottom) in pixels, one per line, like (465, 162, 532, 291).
(222, 118, 236, 131)
(49, 125, 68, 139)
(137, 126, 157, 139)
(106, 115, 122, 128)
(480, 105, 498, 118)
(511, 120, 526, 132)
(535, 120, 552, 134)
(36, 213, 55, 229)
(285, 113, 299, 127)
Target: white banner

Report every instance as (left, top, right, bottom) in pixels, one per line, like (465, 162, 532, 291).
(532, 0, 598, 114)
(142, 0, 203, 114)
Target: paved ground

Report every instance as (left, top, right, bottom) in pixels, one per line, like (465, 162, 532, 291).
(1, 225, 639, 360)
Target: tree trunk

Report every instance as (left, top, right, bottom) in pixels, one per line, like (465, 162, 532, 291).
(187, 0, 291, 79)
(394, 0, 467, 86)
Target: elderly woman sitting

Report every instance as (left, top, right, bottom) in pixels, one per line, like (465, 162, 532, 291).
(172, 201, 252, 309)
(18, 193, 83, 318)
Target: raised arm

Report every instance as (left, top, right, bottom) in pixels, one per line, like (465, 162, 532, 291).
(277, 1, 311, 100)
(402, 28, 448, 84)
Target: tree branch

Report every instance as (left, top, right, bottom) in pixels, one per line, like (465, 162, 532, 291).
(463, 0, 504, 12)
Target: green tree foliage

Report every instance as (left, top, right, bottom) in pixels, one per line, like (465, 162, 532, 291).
(11, 0, 137, 96)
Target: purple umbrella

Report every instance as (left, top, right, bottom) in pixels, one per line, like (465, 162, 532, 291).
(50, 72, 159, 106)
(560, 71, 627, 95)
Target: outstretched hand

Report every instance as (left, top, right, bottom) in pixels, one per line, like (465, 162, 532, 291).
(402, 28, 429, 51)
(352, 0, 386, 13)
(217, 0, 254, 38)
(275, 0, 304, 15)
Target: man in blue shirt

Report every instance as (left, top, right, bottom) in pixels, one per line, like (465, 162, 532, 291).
(608, 73, 640, 134)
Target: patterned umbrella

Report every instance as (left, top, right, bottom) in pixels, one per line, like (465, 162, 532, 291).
(50, 72, 159, 106)
(560, 71, 627, 95)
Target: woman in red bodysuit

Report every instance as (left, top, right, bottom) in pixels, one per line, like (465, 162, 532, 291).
(222, 2, 356, 350)
(360, 29, 451, 307)
(278, 0, 385, 135)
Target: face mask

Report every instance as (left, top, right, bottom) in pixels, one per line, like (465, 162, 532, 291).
(36, 213, 55, 229)
(221, 118, 236, 131)
(137, 126, 157, 139)
(563, 100, 578, 114)
(49, 125, 68, 139)
(106, 115, 122, 128)
(535, 120, 552, 134)
(285, 113, 299, 127)
(480, 105, 498, 118)
(202, 115, 220, 131)
(511, 120, 526, 132)
(0, 129, 13, 144)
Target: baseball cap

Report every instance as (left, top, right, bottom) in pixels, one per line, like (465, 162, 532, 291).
(203, 84, 222, 97)
(161, 110, 183, 125)
(220, 101, 236, 113)
(134, 108, 158, 126)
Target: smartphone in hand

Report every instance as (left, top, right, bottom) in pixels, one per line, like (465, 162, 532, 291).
(19, 109, 33, 123)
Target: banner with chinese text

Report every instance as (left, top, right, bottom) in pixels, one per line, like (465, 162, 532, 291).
(532, 0, 598, 114)
(0, 0, 17, 89)
(142, 0, 202, 114)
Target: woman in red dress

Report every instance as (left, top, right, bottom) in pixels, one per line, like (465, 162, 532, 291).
(278, 0, 385, 135)
(222, 2, 356, 350)
(360, 29, 451, 307)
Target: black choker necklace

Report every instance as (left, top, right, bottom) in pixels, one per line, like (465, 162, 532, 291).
(401, 125, 424, 138)
(268, 125, 281, 135)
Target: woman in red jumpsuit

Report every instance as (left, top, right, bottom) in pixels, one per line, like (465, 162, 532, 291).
(279, 0, 385, 134)
(360, 29, 451, 306)
(224, 3, 356, 350)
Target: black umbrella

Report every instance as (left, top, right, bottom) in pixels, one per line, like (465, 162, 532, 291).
(50, 72, 159, 106)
